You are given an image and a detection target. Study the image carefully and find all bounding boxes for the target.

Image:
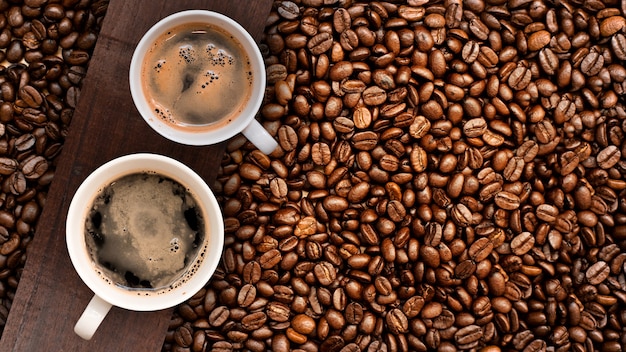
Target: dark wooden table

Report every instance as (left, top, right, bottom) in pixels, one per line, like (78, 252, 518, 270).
(0, 0, 272, 350)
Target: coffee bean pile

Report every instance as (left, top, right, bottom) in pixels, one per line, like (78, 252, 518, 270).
(166, 0, 626, 351)
(164, 0, 626, 351)
(0, 0, 108, 334)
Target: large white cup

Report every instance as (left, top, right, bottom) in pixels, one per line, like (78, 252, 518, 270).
(66, 153, 224, 340)
(129, 10, 278, 155)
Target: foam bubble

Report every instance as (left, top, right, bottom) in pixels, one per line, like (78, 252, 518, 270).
(178, 44, 195, 64)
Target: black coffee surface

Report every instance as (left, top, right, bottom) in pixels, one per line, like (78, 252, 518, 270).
(85, 173, 204, 289)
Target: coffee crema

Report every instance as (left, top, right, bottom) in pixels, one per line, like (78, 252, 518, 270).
(84, 172, 206, 290)
(141, 22, 253, 132)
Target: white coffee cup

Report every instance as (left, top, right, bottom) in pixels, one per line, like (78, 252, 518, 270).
(66, 153, 224, 340)
(129, 10, 278, 155)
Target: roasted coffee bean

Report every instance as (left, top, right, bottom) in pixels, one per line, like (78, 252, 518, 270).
(351, 131, 378, 150)
(208, 306, 230, 327)
(259, 249, 282, 269)
(597, 145, 621, 169)
(508, 63, 531, 90)
(454, 324, 482, 345)
(277, 1, 299, 20)
(21, 155, 48, 180)
(162, 2, 626, 351)
(386, 308, 408, 335)
(314, 261, 336, 286)
(308, 32, 333, 55)
(463, 118, 487, 138)
(174, 324, 193, 347)
(494, 191, 520, 210)
(19, 85, 44, 108)
(237, 284, 256, 308)
(241, 312, 267, 331)
(510, 232, 534, 256)
(586, 261, 610, 285)
(527, 30, 551, 52)
(468, 237, 493, 262)
(536, 204, 558, 223)
(0, 158, 18, 175)
(362, 86, 387, 106)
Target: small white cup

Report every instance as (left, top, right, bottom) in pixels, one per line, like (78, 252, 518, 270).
(66, 153, 224, 340)
(129, 10, 278, 155)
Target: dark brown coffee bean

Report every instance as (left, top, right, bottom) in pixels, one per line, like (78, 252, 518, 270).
(6, 40, 24, 63)
(510, 232, 535, 256)
(19, 85, 44, 108)
(586, 261, 609, 285)
(259, 249, 282, 269)
(402, 295, 424, 319)
(386, 308, 408, 334)
(20, 155, 48, 180)
(308, 32, 333, 55)
(454, 324, 482, 345)
(523, 339, 547, 352)
(266, 301, 290, 322)
(468, 237, 493, 262)
(291, 313, 316, 335)
(611, 33, 626, 60)
(362, 86, 387, 106)
(451, 203, 472, 226)
(501, 157, 523, 183)
(208, 306, 230, 327)
(277, 1, 300, 20)
(345, 302, 364, 324)
(581, 49, 604, 76)
(242, 261, 261, 284)
(469, 18, 489, 41)
(597, 145, 621, 169)
(462, 40, 480, 63)
(351, 131, 378, 150)
(494, 191, 520, 210)
(320, 335, 345, 352)
(314, 261, 336, 286)
(463, 117, 487, 138)
(333, 8, 351, 33)
(174, 324, 193, 347)
(237, 284, 256, 307)
(0, 158, 18, 175)
(455, 260, 476, 280)
(534, 120, 556, 144)
(322, 195, 349, 212)
(527, 30, 551, 51)
(508, 63, 531, 90)
(601, 16, 626, 36)
(277, 125, 298, 151)
(241, 312, 267, 331)
(63, 49, 90, 65)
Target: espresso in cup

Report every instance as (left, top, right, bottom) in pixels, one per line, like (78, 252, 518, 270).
(84, 172, 206, 290)
(141, 22, 253, 133)
(130, 10, 278, 155)
(68, 154, 224, 340)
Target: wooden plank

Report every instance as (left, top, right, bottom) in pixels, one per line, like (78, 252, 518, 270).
(0, 0, 272, 350)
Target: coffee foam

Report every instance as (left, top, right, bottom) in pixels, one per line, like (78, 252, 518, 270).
(142, 22, 254, 133)
(84, 172, 209, 296)
(92, 245, 209, 297)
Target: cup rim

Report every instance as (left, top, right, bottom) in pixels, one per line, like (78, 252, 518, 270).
(129, 10, 266, 146)
(66, 153, 224, 311)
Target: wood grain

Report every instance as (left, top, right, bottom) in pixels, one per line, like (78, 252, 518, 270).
(0, 0, 272, 350)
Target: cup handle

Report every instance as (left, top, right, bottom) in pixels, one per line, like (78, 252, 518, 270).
(74, 295, 113, 340)
(241, 119, 278, 155)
